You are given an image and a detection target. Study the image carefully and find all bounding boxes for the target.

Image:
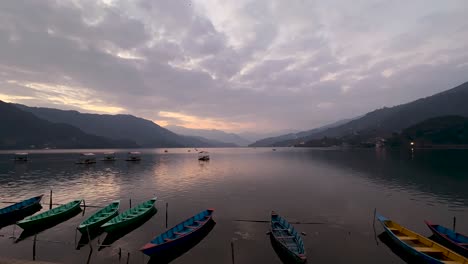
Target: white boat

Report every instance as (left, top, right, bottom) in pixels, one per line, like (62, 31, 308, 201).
(14, 152, 28, 162)
(198, 151, 210, 161)
(102, 152, 116, 161)
(76, 153, 96, 164)
(126, 151, 141, 161)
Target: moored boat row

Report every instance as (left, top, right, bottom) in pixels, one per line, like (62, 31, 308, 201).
(377, 213, 468, 263)
(1, 196, 467, 263)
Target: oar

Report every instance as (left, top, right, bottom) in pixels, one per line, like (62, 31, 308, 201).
(234, 219, 326, 225)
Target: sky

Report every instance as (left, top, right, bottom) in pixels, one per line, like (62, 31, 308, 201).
(0, 0, 468, 133)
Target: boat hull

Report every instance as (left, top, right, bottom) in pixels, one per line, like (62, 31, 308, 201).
(0, 195, 43, 221)
(101, 198, 156, 233)
(270, 211, 306, 263)
(17, 200, 82, 230)
(270, 233, 306, 263)
(425, 221, 468, 257)
(78, 210, 119, 234)
(141, 210, 214, 257)
(377, 214, 468, 264)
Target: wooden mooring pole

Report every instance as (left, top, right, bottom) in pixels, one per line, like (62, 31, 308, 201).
(231, 240, 235, 264)
(129, 198, 132, 208)
(453, 216, 456, 232)
(32, 234, 37, 260)
(165, 202, 168, 229)
(49, 189, 53, 209)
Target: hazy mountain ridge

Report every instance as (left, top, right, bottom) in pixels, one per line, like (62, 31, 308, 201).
(301, 81, 468, 142)
(166, 125, 249, 146)
(0, 101, 138, 149)
(249, 118, 354, 147)
(252, 81, 468, 147)
(384, 115, 468, 147)
(16, 104, 231, 148)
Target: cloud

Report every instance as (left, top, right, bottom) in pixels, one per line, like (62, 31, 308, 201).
(0, 0, 467, 132)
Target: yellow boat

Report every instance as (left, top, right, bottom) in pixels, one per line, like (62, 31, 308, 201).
(377, 214, 468, 264)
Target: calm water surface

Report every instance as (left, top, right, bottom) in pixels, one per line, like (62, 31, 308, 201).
(0, 148, 467, 263)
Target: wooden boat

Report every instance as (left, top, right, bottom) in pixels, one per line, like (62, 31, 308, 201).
(270, 211, 306, 263)
(77, 200, 120, 234)
(17, 199, 82, 230)
(101, 197, 157, 233)
(377, 214, 467, 263)
(0, 195, 43, 220)
(126, 151, 141, 161)
(14, 153, 28, 162)
(140, 209, 214, 256)
(425, 220, 468, 257)
(198, 151, 210, 161)
(76, 153, 96, 164)
(102, 152, 116, 161)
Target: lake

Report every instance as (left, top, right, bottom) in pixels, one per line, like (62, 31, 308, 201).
(0, 148, 467, 263)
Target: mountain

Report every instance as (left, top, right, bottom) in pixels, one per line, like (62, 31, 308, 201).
(183, 135, 238, 147)
(253, 81, 468, 147)
(396, 115, 468, 146)
(0, 101, 137, 149)
(166, 125, 248, 146)
(238, 129, 299, 142)
(249, 118, 353, 147)
(16, 104, 228, 148)
(298, 81, 468, 142)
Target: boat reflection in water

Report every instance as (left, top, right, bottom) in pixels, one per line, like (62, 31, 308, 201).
(147, 219, 216, 264)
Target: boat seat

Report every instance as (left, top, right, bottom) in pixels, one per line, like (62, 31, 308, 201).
(187, 225, 197, 229)
(174, 232, 184, 235)
(164, 238, 172, 242)
(397, 236, 418, 241)
(276, 236, 294, 239)
(388, 227, 398, 232)
(413, 247, 443, 253)
(195, 220, 205, 224)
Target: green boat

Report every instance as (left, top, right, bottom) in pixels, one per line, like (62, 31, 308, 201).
(77, 200, 120, 234)
(17, 199, 82, 230)
(101, 197, 157, 233)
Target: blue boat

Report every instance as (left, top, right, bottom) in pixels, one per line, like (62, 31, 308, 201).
(377, 214, 467, 263)
(270, 211, 306, 263)
(140, 209, 214, 256)
(425, 220, 468, 257)
(0, 195, 43, 220)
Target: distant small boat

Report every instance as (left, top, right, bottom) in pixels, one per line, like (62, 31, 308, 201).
(101, 197, 157, 233)
(14, 152, 28, 162)
(377, 214, 467, 263)
(102, 152, 116, 161)
(164, 150, 168, 153)
(17, 199, 82, 230)
(76, 153, 96, 164)
(272, 148, 277, 151)
(140, 209, 215, 256)
(198, 151, 210, 161)
(270, 211, 306, 263)
(425, 220, 468, 257)
(0, 195, 43, 220)
(126, 151, 141, 161)
(77, 200, 120, 234)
